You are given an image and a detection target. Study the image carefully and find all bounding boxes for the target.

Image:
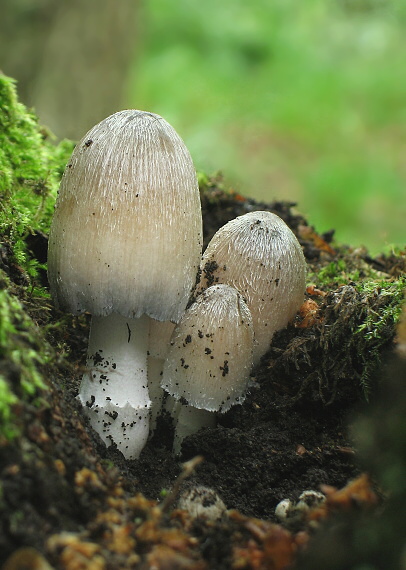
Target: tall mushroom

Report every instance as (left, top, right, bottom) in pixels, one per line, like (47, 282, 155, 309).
(48, 110, 202, 459)
(195, 211, 306, 365)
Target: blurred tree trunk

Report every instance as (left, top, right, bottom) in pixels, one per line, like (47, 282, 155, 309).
(0, 0, 56, 102)
(0, 0, 140, 139)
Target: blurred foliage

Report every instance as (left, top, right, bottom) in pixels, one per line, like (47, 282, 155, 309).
(0, 1, 404, 254)
(134, 0, 406, 254)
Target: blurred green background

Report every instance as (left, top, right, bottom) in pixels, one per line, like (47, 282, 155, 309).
(1, 0, 405, 255)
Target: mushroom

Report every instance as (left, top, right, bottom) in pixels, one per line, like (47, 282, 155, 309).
(195, 211, 306, 365)
(177, 485, 227, 521)
(47, 110, 202, 459)
(161, 284, 254, 452)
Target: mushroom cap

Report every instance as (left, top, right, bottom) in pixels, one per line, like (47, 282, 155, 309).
(196, 211, 306, 364)
(161, 284, 254, 412)
(48, 110, 202, 322)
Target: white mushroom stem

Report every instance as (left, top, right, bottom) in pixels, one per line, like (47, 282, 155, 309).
(78, 312, 151, 459)
(170, 399, 216, 455)
(148, 356, 166, 431)
(148, 320, 176, 432)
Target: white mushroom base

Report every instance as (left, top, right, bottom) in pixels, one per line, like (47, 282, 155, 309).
(78, 313, 151, 459)
(169, 399, 216, 455)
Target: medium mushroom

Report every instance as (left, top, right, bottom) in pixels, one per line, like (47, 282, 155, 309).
(195, 211, 306, 365)
(48, 110, 202, 459)
(161, 284, 254, 452)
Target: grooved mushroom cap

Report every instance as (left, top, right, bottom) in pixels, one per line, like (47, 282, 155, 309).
(196, 211, 306, 364)
(161, 284, 254, 412)
(48, 110, 202, 322)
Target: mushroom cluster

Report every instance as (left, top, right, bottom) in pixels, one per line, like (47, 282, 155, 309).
(161, 211, 307, 449)
(48, 110, 307, 458)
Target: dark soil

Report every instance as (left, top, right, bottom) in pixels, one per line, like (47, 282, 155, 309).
(1, 181, 405, 570)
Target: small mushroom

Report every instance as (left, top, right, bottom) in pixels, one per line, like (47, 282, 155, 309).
(296, 490, 326, 512)
(196, 211, 306, 365)
(275, 499, 293, 521)
(48, 110, 202, 459)
(275, 490, 326, 525)
(161, 284, 254, 451)
(177, 485, 227, 521)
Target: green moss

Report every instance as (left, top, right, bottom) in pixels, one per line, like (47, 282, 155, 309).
(0, 377, 19, 440)
(198, 171, 239, 204)
(0, 73, 74, 286)
(308, 257, 384, 289)
(0, 272, 53, 440)
(356, 278, 405, 337)
(314, 259, 349, 285)
(306, 251, 405, 402)
(354, 277, 405, 398)
(0, 76, 76, 442)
